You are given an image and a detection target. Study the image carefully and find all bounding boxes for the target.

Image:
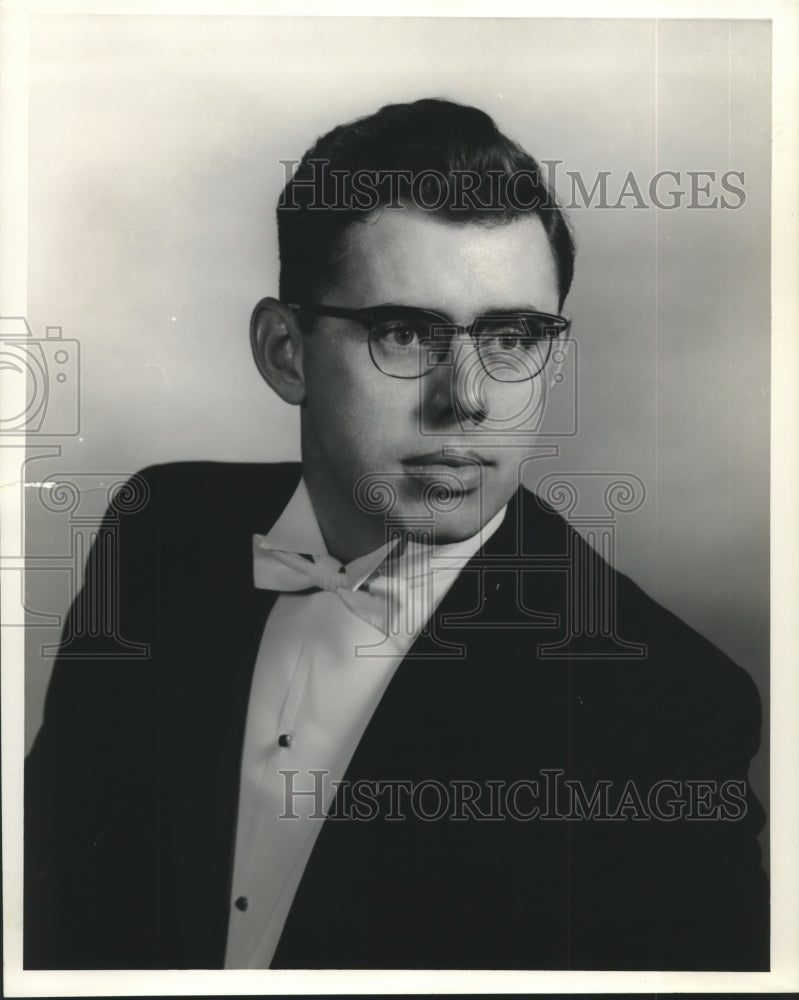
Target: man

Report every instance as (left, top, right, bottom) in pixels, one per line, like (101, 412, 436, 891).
(24, 99, 768, 971)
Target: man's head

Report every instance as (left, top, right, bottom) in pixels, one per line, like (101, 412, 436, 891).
(276, 98, 574, 311)
(252, 99, 575, 559)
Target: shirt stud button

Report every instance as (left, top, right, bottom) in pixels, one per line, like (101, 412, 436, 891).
(278, 733, 292, 748)
(235, 896, 248, 912)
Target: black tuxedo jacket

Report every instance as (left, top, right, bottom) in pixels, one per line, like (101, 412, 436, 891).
(24, 461, 769, 970)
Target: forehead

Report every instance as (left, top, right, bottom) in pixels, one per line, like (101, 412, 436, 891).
(326, 209, 560, 322)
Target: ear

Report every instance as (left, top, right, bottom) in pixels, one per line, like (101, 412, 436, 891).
(250, 297, 306, 405)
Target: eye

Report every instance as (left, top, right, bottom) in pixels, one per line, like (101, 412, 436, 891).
(481, 321, 531, 352)
(389, 325, 418, 347)
(496, 331, 523, 350)
(372, 319, 424, 349)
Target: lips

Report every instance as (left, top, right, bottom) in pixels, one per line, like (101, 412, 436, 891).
(401, 451, 492, 492)
(401, 450, 494, 469)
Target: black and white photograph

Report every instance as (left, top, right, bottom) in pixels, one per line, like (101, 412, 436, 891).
(1, 3, 797, 995)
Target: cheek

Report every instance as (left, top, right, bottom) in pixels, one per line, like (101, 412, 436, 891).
(305, 343, 416, 458)
(482, 379, 547, 432)
(304, 338, 359, 419)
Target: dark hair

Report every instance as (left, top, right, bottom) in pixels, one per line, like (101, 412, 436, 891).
(277, 98, 575, 310)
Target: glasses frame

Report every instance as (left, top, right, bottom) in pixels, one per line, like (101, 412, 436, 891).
(286, 301, 570, 383)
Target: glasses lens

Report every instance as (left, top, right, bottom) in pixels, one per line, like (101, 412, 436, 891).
(368, 312, 436, 378)
(475, 316, 556, 382)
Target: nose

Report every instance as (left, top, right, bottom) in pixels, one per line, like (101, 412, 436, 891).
(427, 331, 488, 426)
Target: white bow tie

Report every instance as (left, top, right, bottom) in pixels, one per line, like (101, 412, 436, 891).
(253, 537, 401, 633)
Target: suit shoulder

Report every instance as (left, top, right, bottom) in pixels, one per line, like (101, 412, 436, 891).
(615, 565, 758, 694)
(518, 485, 761, 720)
(129, 460, 301, 499)
(115, 461, 301, 530)
(594, 552, 762, 761)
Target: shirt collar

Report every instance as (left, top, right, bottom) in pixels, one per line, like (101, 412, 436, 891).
(259, 477, 328, 557)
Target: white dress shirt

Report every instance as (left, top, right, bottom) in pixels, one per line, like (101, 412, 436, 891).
(224, 479, 506, 968)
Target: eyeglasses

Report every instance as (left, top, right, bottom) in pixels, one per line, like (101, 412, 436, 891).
(286, 302, 570, 383)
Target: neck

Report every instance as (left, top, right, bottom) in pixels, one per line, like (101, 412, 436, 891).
(302, 463, 390, 563)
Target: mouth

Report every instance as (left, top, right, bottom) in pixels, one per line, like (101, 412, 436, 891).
(400, 451, 493, 493)
(401, 450, 494, 470)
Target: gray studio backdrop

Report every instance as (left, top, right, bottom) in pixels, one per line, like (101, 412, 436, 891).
(22, 16, 770, 845)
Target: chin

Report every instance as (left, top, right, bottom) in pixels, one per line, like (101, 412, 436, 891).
(396, 492, 501, 545)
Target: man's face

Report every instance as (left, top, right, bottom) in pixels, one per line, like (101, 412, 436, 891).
(298, 208, 562, 553)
